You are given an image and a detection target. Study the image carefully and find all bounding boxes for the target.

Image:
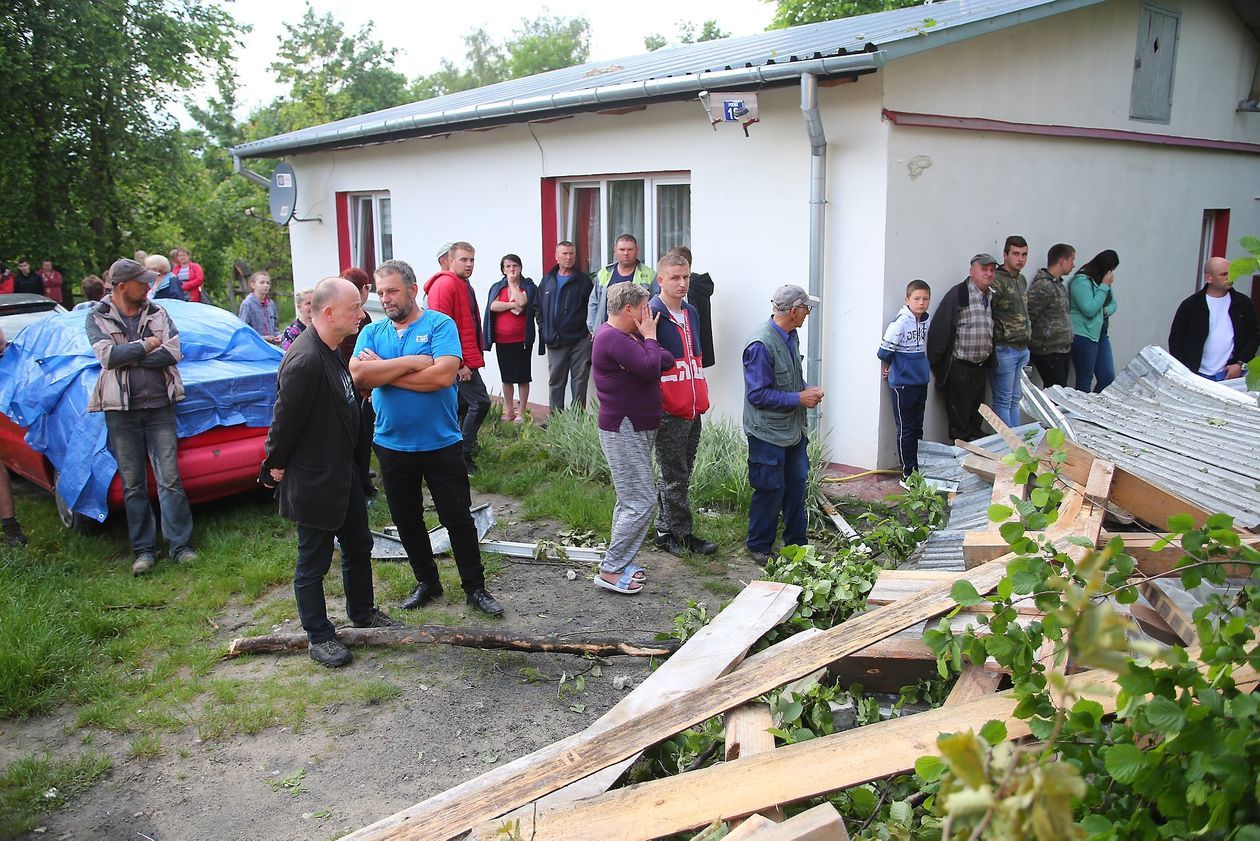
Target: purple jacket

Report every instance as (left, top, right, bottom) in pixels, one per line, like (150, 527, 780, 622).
(592, 322, 674, 432)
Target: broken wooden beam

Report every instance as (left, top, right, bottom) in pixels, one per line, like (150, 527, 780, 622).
(944, 665, 1003, 706)
(463, 582, 803, 831)
(724, 802, 850, 840)
(473, 671, 1116, 840)
(347, 558, 1014, 840)
(226, 626, 676, 658)
(724, 703, 783, 824)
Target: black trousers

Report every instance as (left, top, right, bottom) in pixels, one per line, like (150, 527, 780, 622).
(456, 369, 491, 460)
(943, 360, 988, 442)
(1030, 352, 1070, 389)
(374, 441, 486, 594)
(294, 481, 376, 644)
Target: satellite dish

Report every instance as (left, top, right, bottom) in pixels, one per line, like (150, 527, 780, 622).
(269, 163, 297, 226)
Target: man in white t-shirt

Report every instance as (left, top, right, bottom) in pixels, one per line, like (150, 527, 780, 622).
(1169, 256, 1260, 381)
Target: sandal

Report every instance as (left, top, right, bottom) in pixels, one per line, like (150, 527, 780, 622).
(624, 562, 647, 582)
(500, 410, 514, 422)
(593, 569, 643, 595)
(513, 412, 525, 424)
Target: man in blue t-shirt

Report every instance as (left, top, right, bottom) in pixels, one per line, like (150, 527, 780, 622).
(350, 259, 504, 617)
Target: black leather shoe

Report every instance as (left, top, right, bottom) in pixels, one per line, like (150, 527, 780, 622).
(655, 533, 687, 557)
(400, 581, 444, 610)
(466, 588, 504, 616)
(683, 534, 719, 555)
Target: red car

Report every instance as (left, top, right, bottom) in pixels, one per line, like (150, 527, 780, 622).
(0, 294, 279, 530)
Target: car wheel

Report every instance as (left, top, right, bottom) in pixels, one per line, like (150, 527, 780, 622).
(53, 470, 98, 533)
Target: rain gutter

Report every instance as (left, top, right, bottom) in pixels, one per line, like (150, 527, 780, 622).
(800, 72, 826, 434)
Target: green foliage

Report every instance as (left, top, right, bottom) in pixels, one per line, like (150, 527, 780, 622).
(857, 474, 947, 562)
(644, 19, 730, 51)
(763, 544, 882, 639)
(921, 439, 1260, 839)
(0, 0, 240, 279)
(767, 0, 930, 29)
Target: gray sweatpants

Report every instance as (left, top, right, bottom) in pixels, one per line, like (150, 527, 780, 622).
(655, 413, 701, 539)
(546, 338, 591, 412)
(598, 417, 657, 574)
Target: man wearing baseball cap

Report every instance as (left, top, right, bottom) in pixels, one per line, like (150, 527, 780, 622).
(741, 284, 824, 564)
(86, 258, 196, 575)
(926, 253, 997, 442)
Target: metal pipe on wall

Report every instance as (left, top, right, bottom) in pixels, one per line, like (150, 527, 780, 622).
(800, 73, 827, 434)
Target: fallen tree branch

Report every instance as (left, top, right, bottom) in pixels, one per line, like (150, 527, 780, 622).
(226, 626, 679, 658)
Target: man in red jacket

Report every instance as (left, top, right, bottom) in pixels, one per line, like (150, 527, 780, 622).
(425, 241, 490, 474)
(650, 252, 718, 556)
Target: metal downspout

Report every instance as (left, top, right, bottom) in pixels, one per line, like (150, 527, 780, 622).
(800, 73, 826, 434)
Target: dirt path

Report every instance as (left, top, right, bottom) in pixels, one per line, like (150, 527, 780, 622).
(7, 493, 764, 840)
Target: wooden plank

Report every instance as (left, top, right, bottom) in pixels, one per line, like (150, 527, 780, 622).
(1061, 459, 1114, 563)
(871, 569, 1041, 615)
(990, 461, 1027, 506)
(965, 529, 1256, 577)
(725, 703, 783, 823)
(490, 582, 804, 826)
(954, 438, 1003, 460)
(1053, 440, 1220, 532)
(350, 558, 1014, 841)
(961, 453, 999, 482)
(944, 666, 1003, 706)
(481, 672, 1116, 841)
(714, 814, 778, 840)
(735, 803, 850, 841)
(978, 404, 1029, 452)
(1138, 579, 1200, 644)
(1129, 602, 1183, 646)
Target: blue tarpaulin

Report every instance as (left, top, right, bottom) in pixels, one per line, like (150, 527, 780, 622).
(0, 301, 282, 521)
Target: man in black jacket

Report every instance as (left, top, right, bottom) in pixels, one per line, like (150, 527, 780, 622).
(926, 254, 996, 442)
(261, 276, 399, 668)
(536, 241, 594, 411)
(1168, 256, 1259, 381)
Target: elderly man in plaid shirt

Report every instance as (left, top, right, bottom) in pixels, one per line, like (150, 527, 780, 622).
(926, 254, 997, 442)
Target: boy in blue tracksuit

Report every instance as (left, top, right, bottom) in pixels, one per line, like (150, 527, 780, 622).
(877, 280, 932, 482)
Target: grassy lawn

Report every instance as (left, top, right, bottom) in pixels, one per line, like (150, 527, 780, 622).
(0, 405, 844, 836)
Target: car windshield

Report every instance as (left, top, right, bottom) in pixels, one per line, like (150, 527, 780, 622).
(0, 297, 65, 341)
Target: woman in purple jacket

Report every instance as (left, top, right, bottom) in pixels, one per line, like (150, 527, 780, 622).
(591, 282, 674, 594)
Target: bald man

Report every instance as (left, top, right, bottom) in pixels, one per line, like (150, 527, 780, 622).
(261, 276, 400, 669)
(1169, 256, 1259, 381)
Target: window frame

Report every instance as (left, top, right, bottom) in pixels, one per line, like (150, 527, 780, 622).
(555, 173, 691, 273)
(346, 191, 393, 274)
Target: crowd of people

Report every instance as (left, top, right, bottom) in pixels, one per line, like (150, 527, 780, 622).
(5, 232, 1255, 664)
(878, 238, 1258, 486)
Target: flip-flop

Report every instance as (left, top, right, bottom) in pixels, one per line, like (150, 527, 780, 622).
(624, 562, 647, 581)
(500, 413, 513, 422)
(593, 569, 643, 595)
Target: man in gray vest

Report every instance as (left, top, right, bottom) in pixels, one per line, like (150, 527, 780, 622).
(741, 284, 824, 564)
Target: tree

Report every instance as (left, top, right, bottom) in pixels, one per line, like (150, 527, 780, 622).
(0, 0, 239, 279)
(644, 19, 730, 51)
(413, 15, 590, 101)
(766, 0, 929, 29)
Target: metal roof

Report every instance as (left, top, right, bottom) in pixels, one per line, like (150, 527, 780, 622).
(231, 0, 1104, 159)
(1043, 346, 1260, 530)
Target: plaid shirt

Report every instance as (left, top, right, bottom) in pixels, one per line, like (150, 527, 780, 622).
(953, 281, 994, 363)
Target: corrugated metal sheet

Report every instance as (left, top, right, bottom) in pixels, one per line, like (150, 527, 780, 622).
(905, 425, 1045, 571)
(231, 0, 1102, 158)
(1044, 346, 1260, 529)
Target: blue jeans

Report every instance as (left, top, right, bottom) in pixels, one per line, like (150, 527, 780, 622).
(103, 405, 193, 557)
(746, 433, 809, 554)
(988, 344, 1030, 429)
(1070, 332, 1115, 393)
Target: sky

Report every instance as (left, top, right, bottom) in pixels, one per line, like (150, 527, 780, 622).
(195, 0, 776, 121)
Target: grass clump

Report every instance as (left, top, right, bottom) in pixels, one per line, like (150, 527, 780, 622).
(0, 751, 111, 839)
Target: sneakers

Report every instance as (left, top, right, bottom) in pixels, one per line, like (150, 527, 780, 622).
(466, 588, 504, 616)
(171, 546, 198, 564)
(2, 519, 27, 547)
(655, 533, 687, 557)
(132, 553, 156, 576)
(745, 546, 774, 567)
(308, 638, 352, 668)
(353, 609, 404, 629)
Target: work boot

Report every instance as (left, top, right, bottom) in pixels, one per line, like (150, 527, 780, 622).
(308, 639, 352, 668)
(654, 533, 687, 557)
(132, 552, 156, 576)
(2, 518, 27, 547)
(682, 534, 719, 555)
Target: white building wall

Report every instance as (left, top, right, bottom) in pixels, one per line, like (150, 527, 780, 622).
(283, 76, 893, 468)
(884, 0, 1259, 144)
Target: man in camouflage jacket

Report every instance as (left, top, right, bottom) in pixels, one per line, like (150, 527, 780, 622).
(1027, 243, 1077, 389)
